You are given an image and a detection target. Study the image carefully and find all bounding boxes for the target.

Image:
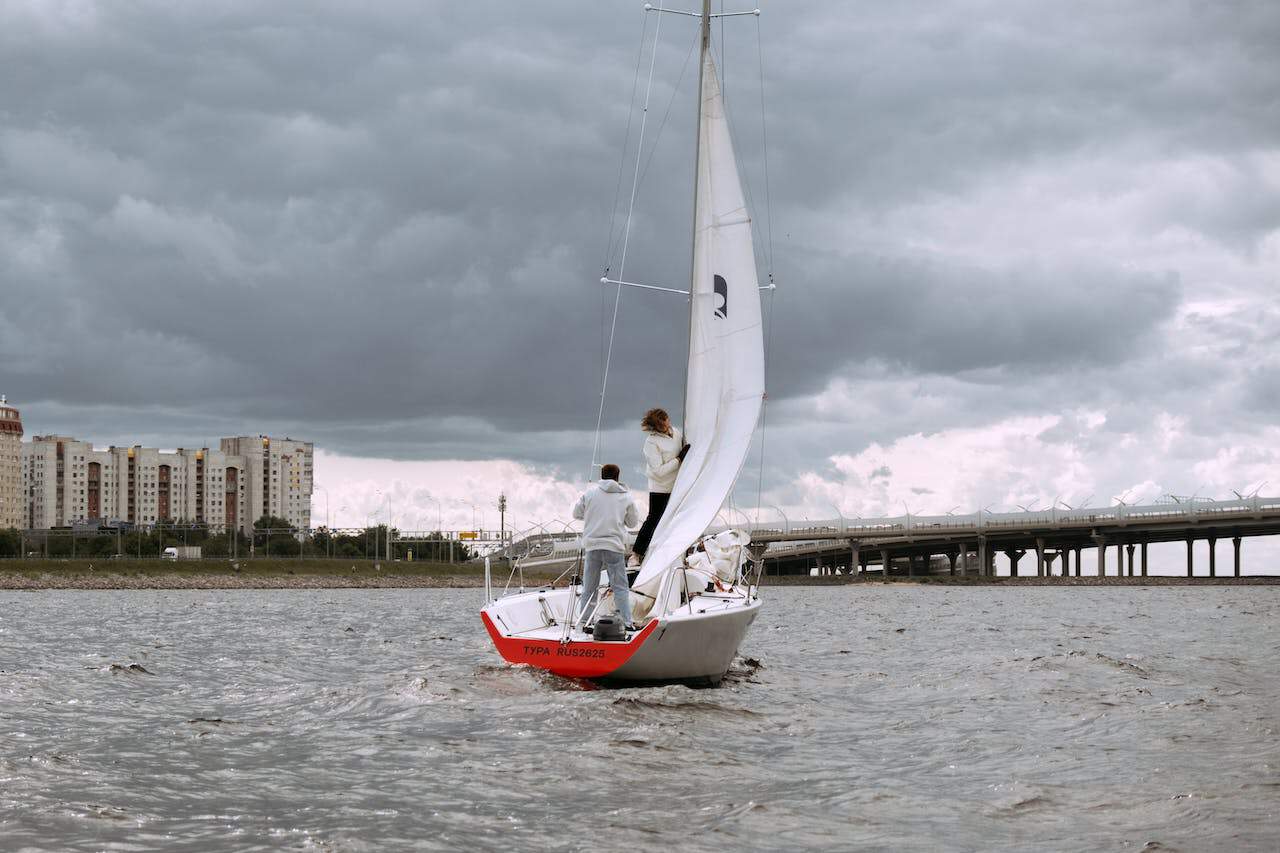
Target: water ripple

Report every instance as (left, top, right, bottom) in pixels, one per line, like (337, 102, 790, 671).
(1, 587, 1278, 850)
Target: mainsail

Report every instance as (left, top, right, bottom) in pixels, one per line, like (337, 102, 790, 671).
(633, 49, 765, 605)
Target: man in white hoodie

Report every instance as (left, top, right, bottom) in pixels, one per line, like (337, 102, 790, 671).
(572, 463, 640, 630)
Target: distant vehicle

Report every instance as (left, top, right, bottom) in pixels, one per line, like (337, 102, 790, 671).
(161, 546, 202, 560)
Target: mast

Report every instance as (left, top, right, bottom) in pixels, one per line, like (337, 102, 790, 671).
(682, 0, 712, 437)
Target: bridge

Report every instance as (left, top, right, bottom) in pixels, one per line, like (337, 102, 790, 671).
(502, 495, 1280, 578)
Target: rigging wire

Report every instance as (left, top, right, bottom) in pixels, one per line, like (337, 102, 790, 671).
(756, 12, 775, 272)
(603, 25, 700, 269)
(590, 1, 667, 479)
(754, 8, 775, 521)
(601, 11, 650, 275)
(601, 11, 652, 416)
(720, 0, 726, 99)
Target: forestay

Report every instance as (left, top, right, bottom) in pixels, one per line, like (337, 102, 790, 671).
(633, 50, 764, 610)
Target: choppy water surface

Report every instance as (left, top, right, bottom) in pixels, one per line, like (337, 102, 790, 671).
(2, 586, 1277, 851)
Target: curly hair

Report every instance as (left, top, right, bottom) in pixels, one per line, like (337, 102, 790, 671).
(641, 408, 670, 433)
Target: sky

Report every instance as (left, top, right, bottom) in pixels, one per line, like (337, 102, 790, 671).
(2, 1, 1278, 570)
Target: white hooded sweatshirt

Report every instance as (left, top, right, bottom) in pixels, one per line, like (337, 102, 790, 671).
(642, 426, 684, 493)
(573, 479, 640, 553)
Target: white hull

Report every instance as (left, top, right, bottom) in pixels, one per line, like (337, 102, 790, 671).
(480, 584, 761, 685)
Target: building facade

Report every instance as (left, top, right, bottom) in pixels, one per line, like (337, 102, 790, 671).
(220, 436, 313, 533)
(0, 397, 22, 530)
(20, 434, 312, 533)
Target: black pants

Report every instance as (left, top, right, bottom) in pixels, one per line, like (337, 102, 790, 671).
(628, 492, 670, 587)
(632, 492, 670, 560)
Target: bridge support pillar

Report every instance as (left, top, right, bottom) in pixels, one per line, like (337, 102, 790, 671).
(1141, 541, 1148, 576)
(1208, 537, 1217, 577)
(1126, 544, 1135, 577)
(850, 540, 861, 576)
(1035, 538, 1046, 577)
(880, 549, 891, 583)
(1006, 549, 1025, 577)
(1074, 547, 1082, 577)
(1116, 543, 1124, 580)
(978, 538, 989, 579)
(1044, 550, 1058, 576)
(947, 549, 958, 576)
(1233, 537, 1241, 577)
(1186, 539, 1194, 577)
(1094, 537, 1106, 577)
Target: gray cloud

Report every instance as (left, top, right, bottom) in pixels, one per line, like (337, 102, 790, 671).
(2, 0, 1277, 496)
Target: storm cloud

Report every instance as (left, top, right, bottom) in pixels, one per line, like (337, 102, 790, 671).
(2, 0, 1278, 544)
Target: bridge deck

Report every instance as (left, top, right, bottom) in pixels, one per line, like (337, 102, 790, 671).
(502, 496, 1280, 578)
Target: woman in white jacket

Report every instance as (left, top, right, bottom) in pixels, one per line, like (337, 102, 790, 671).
(629, 407, 688, 568)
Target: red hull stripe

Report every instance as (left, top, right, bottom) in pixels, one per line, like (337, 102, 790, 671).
(481, 611, 658, 679)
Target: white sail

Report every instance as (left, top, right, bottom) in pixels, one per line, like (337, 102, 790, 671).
(633, 50, 765, 602)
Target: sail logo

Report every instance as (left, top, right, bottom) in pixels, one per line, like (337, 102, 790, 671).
(713, 275, 728, 319)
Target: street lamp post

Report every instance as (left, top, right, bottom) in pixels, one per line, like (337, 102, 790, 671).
(423, 494, 442, 532)
(384, 496, 393, 561)
(316, 485, 331, 559)
(498, 493, 507, 552)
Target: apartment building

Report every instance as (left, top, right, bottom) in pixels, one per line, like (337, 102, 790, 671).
(0, 397, 22, 530)
(21, 434, 312, 533)
(220, 436, 314, 533)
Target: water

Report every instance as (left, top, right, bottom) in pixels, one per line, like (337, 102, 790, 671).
(2, 586, 1277, 851)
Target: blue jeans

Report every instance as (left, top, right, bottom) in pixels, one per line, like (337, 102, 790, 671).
(579, 549, 633, 626)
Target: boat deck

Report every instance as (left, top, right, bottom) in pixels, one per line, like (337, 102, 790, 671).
(491, 589, 753, 644)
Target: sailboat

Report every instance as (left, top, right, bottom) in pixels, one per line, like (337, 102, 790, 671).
(480, 1, 767, 685)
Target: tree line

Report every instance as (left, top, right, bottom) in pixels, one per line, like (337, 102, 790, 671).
(0, 517, 478, 561)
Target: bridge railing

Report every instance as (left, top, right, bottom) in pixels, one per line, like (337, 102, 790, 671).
(500, 495, 1280, 555)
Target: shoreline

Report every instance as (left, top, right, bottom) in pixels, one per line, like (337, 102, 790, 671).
(2, 569, 1277, 590)
(0, 572, 505, 590)
(0, 558, 553, 590)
